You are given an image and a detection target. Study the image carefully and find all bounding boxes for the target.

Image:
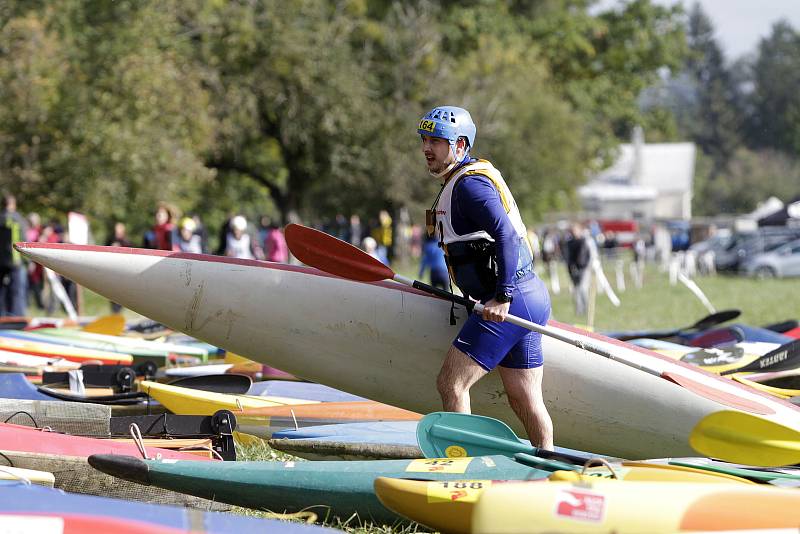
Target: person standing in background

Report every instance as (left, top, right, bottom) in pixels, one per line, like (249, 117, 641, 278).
(565, 222, 591, 316)
(0, 195, 28, 316)
(263, 220, 289, 263)
(26, 213, 44, 310)
(225, 215, 262, 259)
(144, 203, 176, 250)
(174, 217, 204, 254)
(348, 214, 362, 247)
(418, 234, 449, 290)
(106, 221, 133, 313)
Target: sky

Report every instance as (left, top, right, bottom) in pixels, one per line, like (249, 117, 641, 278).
(594, 0, 800, 61)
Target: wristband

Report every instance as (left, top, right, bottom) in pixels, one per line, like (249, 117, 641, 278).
(495, 290, 513, 304)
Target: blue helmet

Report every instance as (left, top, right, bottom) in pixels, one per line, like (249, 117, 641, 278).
(417, 106, 476, 150)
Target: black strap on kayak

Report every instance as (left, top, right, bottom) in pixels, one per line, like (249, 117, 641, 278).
(37, 386, 148, 405)
(109, 410, 237, 461)
(42, 368, 136, 393)
(81, 361, 158, 378)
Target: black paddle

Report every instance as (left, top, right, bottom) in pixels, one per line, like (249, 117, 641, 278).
(763, 320, 799, 334)
(610, 309, 741, 341)
(721, 340, 800, 375)
(167, 373, 253, 395)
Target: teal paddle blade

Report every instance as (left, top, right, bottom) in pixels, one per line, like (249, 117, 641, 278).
(416, 412, 533, 458)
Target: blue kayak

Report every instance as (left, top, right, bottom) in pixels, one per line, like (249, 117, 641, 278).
(680, 324, 792, 346)
(0, 480, 331, 532)
(272, 420, 604, 463)
(272, 421, 418, 445)
(0, 373, 54, 401)
(729, 324, 794, 344)
(247, 380, 366, 402)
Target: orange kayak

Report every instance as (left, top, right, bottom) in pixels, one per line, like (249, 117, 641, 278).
(241, 400, 420, 420)
(0, 337, 132, 365)
(237, 401, 421, 438)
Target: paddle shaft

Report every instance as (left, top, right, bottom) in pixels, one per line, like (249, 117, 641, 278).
(430, 422, 589, 466)
(393, 274, 663, 379)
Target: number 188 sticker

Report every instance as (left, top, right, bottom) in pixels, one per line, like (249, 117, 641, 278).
(426, 480, 490, 503)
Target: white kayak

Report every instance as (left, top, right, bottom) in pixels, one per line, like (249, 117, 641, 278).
(15, 243, 800, 459)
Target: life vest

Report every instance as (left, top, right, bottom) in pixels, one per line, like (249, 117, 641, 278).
(431, 159, 532, 300)
(0, 213, 23, 268)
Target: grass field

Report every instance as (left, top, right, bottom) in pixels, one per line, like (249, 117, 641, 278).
(544, 263, 800, 332)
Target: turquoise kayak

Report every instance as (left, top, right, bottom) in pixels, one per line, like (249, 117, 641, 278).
(89, 454, 551, 524)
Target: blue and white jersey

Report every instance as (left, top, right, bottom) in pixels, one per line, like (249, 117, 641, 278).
(433, 158, 533, 298)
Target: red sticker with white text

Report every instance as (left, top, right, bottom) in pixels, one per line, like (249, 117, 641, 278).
(554, 489, 606, 523)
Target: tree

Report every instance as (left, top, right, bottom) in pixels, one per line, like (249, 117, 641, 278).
(189, 0, 380, 223)
(694, 148, 800, 215)
(747, 20, 800, 154)
(0, 1, 215, 238)
(683, 2, 742, 180)
(529, 0, 688, 156)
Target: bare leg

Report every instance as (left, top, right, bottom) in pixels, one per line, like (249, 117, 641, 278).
(498, 366, 554, 450)
(436, 345, 488, 413)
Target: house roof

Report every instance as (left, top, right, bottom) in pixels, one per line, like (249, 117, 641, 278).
(587, 142, 696, 194)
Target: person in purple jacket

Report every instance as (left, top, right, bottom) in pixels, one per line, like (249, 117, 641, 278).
(419, 106, 553, 449)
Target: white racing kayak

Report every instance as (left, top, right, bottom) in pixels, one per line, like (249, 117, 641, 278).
(15, 243, 800, 459)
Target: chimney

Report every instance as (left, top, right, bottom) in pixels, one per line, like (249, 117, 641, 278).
(632, 125, 644, 185)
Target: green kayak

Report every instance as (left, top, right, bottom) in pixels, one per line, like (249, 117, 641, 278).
(88, 454, 551, 524)
(669, 459, 800, 484)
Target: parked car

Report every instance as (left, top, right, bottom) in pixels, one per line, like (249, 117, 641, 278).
(744, 238, 800, 278)
(714, 227, 800, 273)
(689, 229, 733, 256)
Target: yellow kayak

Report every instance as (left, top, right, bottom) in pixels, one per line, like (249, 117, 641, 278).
(471, 481, 800, 533)
(655, 344, 773, 374)
(0, 465, 55, 487)
(139, 380, 317, 416)
(731, 374, 800, 399)
(374, 463, 752, 534)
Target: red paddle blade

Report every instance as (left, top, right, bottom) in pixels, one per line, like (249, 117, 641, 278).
(284, 223, 395, 282)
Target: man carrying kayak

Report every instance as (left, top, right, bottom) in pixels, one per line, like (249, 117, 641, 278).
(419, 106, 554, 450)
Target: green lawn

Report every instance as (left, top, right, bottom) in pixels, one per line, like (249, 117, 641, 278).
(545, 263, 799, 332)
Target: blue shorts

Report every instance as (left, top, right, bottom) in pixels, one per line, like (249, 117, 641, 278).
(452, 274, 551, 371)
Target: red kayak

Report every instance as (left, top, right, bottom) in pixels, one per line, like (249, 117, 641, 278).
(785, 327, 800, 340)
(0, 422, 214, 461)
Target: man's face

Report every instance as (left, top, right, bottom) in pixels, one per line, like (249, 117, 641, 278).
(421, 135, 455, 174)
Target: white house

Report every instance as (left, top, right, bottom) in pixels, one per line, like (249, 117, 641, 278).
(579, 128, 696, 221)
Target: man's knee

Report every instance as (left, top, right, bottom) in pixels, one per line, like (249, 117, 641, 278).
(436, 370, 460, 400)
(501, 368, 543, 400)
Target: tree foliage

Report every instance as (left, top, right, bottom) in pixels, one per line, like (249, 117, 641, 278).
(0, 0, 690, 241)
(648, 3, 800, 215)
